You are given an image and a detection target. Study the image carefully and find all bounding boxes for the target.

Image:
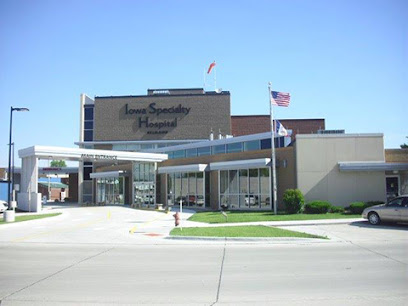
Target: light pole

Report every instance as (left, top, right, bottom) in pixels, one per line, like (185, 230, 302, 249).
(7, 107, 29, 210)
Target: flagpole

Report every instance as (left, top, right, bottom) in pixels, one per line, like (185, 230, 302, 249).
(268, 82, 278, 215)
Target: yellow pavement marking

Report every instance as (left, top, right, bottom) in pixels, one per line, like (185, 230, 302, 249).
(128, 213, 169, 235)
(12, 209, 111, 243)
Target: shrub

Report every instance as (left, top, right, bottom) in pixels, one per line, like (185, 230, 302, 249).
(304, 201, 332, 214)
(349, 202, 365, 214)
(330, 206, 344, 213)
(283, 189, 304, 214)
(365, 201, 384, 207)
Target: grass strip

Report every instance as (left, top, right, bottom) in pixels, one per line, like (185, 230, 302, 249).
(171, 225, 327, 239)
(0, 213, 61, 225)
(188, 211, 360, 224)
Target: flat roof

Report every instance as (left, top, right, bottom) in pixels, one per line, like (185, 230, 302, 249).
(95, 91, 230, 99)
(18, 146, 168, 163)
(297, 133, 383, 139)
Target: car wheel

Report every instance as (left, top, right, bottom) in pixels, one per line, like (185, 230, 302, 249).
(368, 212, 381, 225)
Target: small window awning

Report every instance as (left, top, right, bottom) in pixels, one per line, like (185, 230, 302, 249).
(158, 164, 208, 174)
(38, 182, 69, 189)
(90, 171, 126, 179)
(338, 162, 408, 172)
(210, 158, 271, 171)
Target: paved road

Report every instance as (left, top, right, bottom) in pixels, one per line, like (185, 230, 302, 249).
(0, 205, 407, 305)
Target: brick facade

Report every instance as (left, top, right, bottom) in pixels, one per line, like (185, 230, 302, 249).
(231, 116, 325, 141)
(93, 91, 231, 141)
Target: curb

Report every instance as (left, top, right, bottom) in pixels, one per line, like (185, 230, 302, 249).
(0, 211, 65, 228)
(271, 219, 365, 227)
(182, 218, 365, 228)
(166, 236, 330, 243)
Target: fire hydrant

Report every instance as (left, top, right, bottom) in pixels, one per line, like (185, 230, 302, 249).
(173, 212, 180, 226)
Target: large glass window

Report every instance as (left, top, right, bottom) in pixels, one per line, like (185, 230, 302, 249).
(167, 171, 206, 208)
(96, 177, 125, 205)
(133, 162, 156, 207)
(219, 168, 271, 210)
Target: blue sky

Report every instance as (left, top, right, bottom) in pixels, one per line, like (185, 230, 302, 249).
(0, 0, 407, 166)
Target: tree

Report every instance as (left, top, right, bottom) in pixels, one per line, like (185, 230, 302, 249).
(401, 136, 408, 149)
(50, 160, 67, 167)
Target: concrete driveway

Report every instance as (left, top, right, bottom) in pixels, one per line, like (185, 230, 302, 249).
(1, 205, 407, 305)
(1, 204, 407, 245)
(0, 204, 193, 245)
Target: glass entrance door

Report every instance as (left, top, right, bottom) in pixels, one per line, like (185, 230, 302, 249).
(96, 177, 125, 205)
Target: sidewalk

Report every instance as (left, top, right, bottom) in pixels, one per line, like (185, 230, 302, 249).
(173, 207, 364, 228)
(166, 208, 365, 242)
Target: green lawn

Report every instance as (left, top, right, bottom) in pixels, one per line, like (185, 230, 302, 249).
(188, 211, 360, 224)
(0, 213, 61, 225)
(171, 225, 327, 239)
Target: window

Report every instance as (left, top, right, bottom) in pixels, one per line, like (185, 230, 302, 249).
(167, 172, 205, 208)
(260, 138, 271, 149)
(186, 148, 197, 158)
(83, 167, 92, 181)
(244, 140, 260, 151)
(227, 142, 243, 153)
(197, 147, 211, 156)
(84, 130, 93, 141)
(84, 107, 94, 120)
(219, 168, 271, 210)
(173, 150, 185, 159)
(133, 162, 156, 207)
(387, 198, 403, 207)
(84, 121, 93, 129)
(212, 145, 226, 155)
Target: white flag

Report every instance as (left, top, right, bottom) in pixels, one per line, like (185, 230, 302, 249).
(276, 120, 288, 136)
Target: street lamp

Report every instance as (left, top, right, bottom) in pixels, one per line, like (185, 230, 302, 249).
(7, 107, 29, 210)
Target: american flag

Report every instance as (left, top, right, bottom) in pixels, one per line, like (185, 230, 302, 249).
(271, 91, 291, 107)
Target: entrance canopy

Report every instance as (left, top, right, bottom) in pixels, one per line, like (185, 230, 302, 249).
(17, 145, 168, 212)
(19, 145, 168, 163)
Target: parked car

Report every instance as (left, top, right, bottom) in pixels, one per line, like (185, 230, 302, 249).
(143, 195, 154, 204)
(244, 195, 259, 206)
(0, 200, 7, 213)
(362, 195, 408, 225)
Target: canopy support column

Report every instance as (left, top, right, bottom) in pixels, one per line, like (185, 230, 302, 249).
(18, 156, 42, 212)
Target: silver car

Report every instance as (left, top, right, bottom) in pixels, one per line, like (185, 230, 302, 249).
(362, 195, 408, 225)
